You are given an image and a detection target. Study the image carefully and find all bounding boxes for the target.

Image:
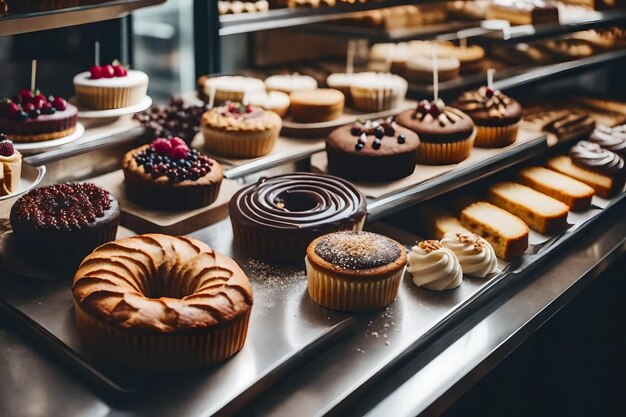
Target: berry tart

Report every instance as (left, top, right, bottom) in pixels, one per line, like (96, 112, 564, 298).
(306, 231, 407, 312)
(73, 62, 149, 110)
(9, 183, 120, 267)
(0, 133, 21, 196)
(326, 117, 419, 182)
(0, 90, 77, 142)
(229, 172, 366, 264)
(201, 101, 282, 159)
(454, 86, 522, 148)
(123, 137, 224, 210)
(396, 98, 476, 164)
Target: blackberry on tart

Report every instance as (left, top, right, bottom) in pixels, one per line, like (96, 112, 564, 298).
(9, 183, 120, 267)
(326, 117, 419, 182)
(123, 136, 223, 210)
(0, 89, 77, 143)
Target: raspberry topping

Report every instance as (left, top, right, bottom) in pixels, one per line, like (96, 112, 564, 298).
(102, 64, 115, 78)
(0, 134, 14, 156)
(13, 183, 113, 231)
(89, 63, 128, 80)
(1, 90, 69, 121)
(133, 137, 213, 182)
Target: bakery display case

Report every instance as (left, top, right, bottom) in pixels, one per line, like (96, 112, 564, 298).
(0, 1, 625, 417)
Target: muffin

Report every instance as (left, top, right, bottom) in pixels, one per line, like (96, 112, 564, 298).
(0, 133, 21, 196)
(326, 71, 375, 105)
(289, 89, 345, 123)
(201, 101, 282, 158)
(229, 172, 366, 264)
(350, 73, 408, 113)
(10, 183, 120, 267)
(396, 99, 476, 164)
(589, 124, 626, 157)
(306, 231, 407, 311)
(264, 73, 318, 94)
(245, 90, 291, 117)
(454, 86, 522, 148)
(326, 117, 419, 182)
(73, 63, 149, 110)
(199, 75, 265, 104)
(407, 240, 463, 291)
(123, 137, 223, 210)
(440, 232, 498, 278)
(0, 90, 77, 143)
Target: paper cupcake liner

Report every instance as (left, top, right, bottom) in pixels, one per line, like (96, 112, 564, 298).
(74, 303, 251, 371)
(123, 175, 222, 210)
(350, 85, 407, 113)
(305, 259, 403, 311)
(74, 82, 148, 110)
(231, 216, 365, 264)
(474, 122, 520, 148)
(201, 125, 279, 159)
(418, 129, 476, 165)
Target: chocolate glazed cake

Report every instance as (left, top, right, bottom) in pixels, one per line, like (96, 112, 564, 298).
(10, 183, 120, 267)
(229, 172, 367, 264)
(326, 117, 420, 182)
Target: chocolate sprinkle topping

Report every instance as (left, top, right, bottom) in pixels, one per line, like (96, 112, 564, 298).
(314, 231, 401, 270)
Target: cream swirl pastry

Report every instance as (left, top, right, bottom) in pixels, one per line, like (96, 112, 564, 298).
(440, 232, 497, 278)
(570, 140, 625, 178)
(589, 124, 626, 157)
(407, 240, 463, 291)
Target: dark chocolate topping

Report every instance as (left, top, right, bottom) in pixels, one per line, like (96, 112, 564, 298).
(454, 86, 522, 126)
(544, 112, 595, 138)
(589, 124, 626, 157)
(570, 141, 625, 177)
(229, 172, 366, 231)
(12, 183, 115, 231)
(314, 231, 402, 270)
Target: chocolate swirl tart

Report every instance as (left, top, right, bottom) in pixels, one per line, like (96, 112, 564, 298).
(547, 141, 625, 198)
(306, 231, 406, 311)
(396, 99, 475, 165)
(326, 117, 420, 182)
(454, 86, 522, 148)
(589, 124, 626, 157)
(229, 172, 366, 264)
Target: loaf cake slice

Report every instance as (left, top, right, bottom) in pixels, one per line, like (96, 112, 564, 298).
(460, 201, 529, 260)
(414, 204, 471, 239)
(488, 181, 569, 234)
(547, 155, 621, 198)
(518, 166, 595, 211)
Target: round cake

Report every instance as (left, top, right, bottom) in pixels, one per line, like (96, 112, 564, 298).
(200, 75, 265, 104)
(326, 117, 419, 182)
(229, 172, 367, 264)
(0, 90, 77, 142)
(73, 64, 149, 110)
(10, 183, 120, 267)
(246, 90, 291, 117)
(123, 137, 223, 210)
(264, 73, 318, 94)
(289, 89, 345, 123)
(0, 133, 21, 196)
(405, 56, 460, 83)
(349, 73, 408, 113)
(201, 101, 282, 158)
(306, 231, 407, 311)
(71, 234, 253, 371)
(396, 99, 475, 164)
(454, 86, 522, 148)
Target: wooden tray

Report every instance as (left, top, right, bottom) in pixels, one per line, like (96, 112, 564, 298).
(90, 170, 240, 235)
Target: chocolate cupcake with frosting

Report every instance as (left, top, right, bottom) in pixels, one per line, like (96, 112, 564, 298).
(326, 117, 419, 182)
(454, 86, 522, 148)
(396, 98, 475, 164)
(306, 231, 406, 311)
(589, 124, 626, 158)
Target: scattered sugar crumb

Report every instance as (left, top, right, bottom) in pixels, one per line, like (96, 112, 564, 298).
(371, 331, 379, 338)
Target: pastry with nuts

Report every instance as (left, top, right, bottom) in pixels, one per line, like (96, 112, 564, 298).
(326, 117, 419, 182)
(407, 239, 463, 291)
(440, 232, 498, 278)
(396, 98, 475, 164)
(123, 137, 223, 210)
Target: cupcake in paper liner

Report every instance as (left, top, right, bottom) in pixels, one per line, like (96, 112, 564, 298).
(453, 86, 522, 148)
(305, 231, 407, 311)
(73, 63, 148, 110)
(349, 72, 408, 113)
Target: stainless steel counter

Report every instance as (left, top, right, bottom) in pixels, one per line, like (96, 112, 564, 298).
(0, 202, 623, 417)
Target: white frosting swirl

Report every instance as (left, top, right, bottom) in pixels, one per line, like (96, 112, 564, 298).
(440, 232, 498, 278)
(407, 241, 462, 291)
